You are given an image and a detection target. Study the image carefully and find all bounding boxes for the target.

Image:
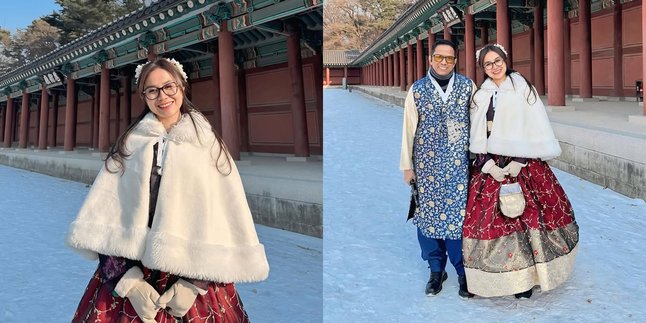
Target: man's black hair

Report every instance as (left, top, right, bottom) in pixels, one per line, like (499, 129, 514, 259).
(431, 39, 457, 55)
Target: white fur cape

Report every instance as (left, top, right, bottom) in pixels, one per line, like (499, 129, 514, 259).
(470, 72, 561, 160)
(67, 112, 269, 283)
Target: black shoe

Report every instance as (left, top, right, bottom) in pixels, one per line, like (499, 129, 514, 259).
(457, 275, 474, 298)
(514, 289, 533, 299)
(425, 271, 448, 295)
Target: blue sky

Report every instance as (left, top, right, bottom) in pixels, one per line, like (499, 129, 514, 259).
(0, 0, 61, 32)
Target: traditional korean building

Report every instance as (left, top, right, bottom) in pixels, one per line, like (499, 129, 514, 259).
(0, 0, 323, 157)
(351, 0, 646, 114)
(322, 49, 360, 86)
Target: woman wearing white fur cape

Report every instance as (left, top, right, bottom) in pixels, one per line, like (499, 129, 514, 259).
(68, 58, 268, 323)
(462, 45, 578, 300)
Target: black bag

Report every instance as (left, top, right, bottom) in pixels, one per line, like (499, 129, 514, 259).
(407, 180, 419, 221)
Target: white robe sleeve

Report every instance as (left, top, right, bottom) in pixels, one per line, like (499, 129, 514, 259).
(400, 87, 418, 170)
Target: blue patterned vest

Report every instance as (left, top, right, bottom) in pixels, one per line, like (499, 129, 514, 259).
(411, 73, 472, 239)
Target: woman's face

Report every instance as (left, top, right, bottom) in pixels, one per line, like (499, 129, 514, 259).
(482, 51, 507, 85)
(142, 67, 184, 129)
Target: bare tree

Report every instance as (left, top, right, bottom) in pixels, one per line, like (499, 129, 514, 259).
(324, 0, 414, 50)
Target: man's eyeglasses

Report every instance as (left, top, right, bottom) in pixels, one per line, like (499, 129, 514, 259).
(432, 54, 456, 64)
(142, 82, 179, 100)
(483, 58, 505, 70)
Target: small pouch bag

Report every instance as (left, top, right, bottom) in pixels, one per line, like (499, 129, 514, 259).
(498, 182, 525, 218)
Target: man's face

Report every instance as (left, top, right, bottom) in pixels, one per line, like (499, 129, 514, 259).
(429, 44, 456, 76)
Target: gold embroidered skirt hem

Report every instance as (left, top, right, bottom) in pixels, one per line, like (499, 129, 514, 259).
(464, 244, 578, 297)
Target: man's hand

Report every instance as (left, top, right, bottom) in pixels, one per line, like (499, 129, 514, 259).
(403, 169, 415, 184)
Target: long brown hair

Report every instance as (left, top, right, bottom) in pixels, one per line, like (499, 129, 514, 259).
(472, 44, 538, 109)
(104, 57, 231, 175)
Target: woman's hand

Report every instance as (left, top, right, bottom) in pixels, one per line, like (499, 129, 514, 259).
(156, 279, 207, 317)
(481, 160, 508, 182)
(503, 161, 527, 177)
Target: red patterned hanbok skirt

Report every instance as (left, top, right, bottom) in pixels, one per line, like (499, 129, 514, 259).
(72, 266, 249, 323)
(462, 158, 579, 297)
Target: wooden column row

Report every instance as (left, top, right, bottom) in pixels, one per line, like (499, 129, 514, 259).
(357, 1, 614, 107)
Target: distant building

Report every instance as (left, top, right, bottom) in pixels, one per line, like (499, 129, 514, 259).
(323, 50, 360, 86)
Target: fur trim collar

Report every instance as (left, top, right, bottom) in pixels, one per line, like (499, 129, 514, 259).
(470, 72, 561, 160)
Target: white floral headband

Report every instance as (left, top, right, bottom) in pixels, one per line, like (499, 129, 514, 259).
(475, 43, 508, 62)
(134, 57, 188, 84)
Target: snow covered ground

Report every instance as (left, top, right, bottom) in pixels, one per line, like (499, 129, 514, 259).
(323, 88, 646, 322)
(0, 165, 322, 322)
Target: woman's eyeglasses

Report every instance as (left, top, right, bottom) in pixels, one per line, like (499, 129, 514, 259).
(142, 82, 179, 100)
(483, 58, 504, 70)
(432, 54, 455, 64)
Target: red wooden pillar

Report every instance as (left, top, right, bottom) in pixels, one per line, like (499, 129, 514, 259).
(98, 66, 111, 152)
(64, 76, 77, 151)
(477, 23, 489, 85)
(579, 0, 592, 98)
(613, 3, 623, 98)
(530, 28, 535, 83)
(219, 21, 241, 160)
(496, 0, 512, 67)
(124, 72, 132, 127)
(373, 62, 377, 85)
(373, 61, 377, 85)
(390, 52, 396, 86)
(114, 86, 121, 143)
(19, 91, 29, 148)
(38, 87, 49, 149)
(50, 92, 59, 147)
(383, 56, 388, 85)
(428, 30, 435, 52)
(399, 47, 406, 91)
(407, 41, 413, 90)
(4, 98, 14, 148)
(416, 36, 424, 80)
(465, 12, 476, 80)
(547, 0, 565, 106)
(286, 22, 310, 157)
(443, 26, 451, 41)
(0, 107, 4, 143)
(643, 0, 646, 114)
(325, 67, 330, 85)
(564, 17, 571, 95)
(534, 4, 545, 95)
(376, 58, 381, 86)
(378, 58, 384, 86)
(238, 67, 249, 152)
(386, 54, 391, 86)
(344, 66, 348, 83)
(211, 49, 222, 135)
(382, 57, 387, 85)
(314, 53, 323, 150)
(92, 81, 99, 148)
(394, 50, 400, 86)
(375, 60, 379, 86)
